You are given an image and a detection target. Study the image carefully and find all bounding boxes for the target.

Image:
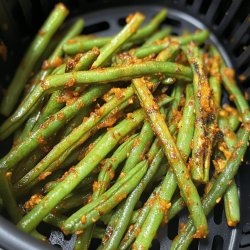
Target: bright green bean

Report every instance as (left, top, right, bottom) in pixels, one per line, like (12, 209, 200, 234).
(92, 13, 145, 68)
(0, 4, 69, 116)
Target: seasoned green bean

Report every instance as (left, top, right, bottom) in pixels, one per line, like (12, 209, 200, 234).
(182, 43, 212, 183)
(0, 3, 69, 116)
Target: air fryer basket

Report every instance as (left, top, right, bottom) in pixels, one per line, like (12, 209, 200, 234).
(0, 0, 249, 249)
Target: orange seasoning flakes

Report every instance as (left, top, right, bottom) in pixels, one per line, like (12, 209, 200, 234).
(102, 226, 113, 245)
(65, 58, 75, 72)
(57, 112, 65, 121)
(97, 114, 118, 129)
(92, 181, 100, 192)
(192, 225, 207, 239)
(108, 169, 115, 180)
(81, 215, 86, 224)
(37, 135, 45, 144)
(24, 194, 44, 211)
(115, 192, 127, 202)
(38, 171, 52, 181)
(65, 78, 76, 88)
(109, 88, 125, 100)
(223, 67, 235, 82)
(38, 30, 46, 36)
(159, 199, 171, 212)
(179, 223, 186, 234)
(119, 172, 126, 179)
(40, 79, 49, 90)
(67, 39, 76, 44)
(228, 220, 238, 227)
(126, 13, 135, 23)
(42, 56, 63, 70)
(239, 74, 246, 81)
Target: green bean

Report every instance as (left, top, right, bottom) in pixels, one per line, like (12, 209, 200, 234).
(0, 196, 3, 211)
(18, 101, 43, 142)
(0, 4, 69, 116)
(167, 81, 185, 124)
(57, 132, 106, 174)
(218, 115, 238, 150)
(218, 112, 240, 227)
(74, 227, 106, 249)
(0, 171, 46, 242)
(99, 202, 125, 248)
(12, 149, 47, 184)
(43, 213, 66, 228)
(34, 18, 85, 82)
(132, 78, 208, 238)
(45, 176, 95, 196)
(62, 160, 147, 233)
(92, 13, 145, 68)
(170, 126, 249, 249)
(209, 47, 222, 106)
(0, 60, 192, 138)
(121, 122, 154, 174)
(30, 230, 47, 242)
(51, 147, 81, 171)
(134, 30, 209, 58)
(17, 108, 145, 233)
(168, 196, 186, 221)
(0, 99, 42, 141)
(74, 229, 94, 250)
(133, 84, 195, 249)
(0, 171, 22, 223)
(93, 134, 138, 199)
(203, 51, 222, 182)
(224, 180, 240, 227)
(182, 43, 212, 183)
(63, 37, 111, 54)
(93, 228, 106, 240)
(119, 187, 160, 250)
(100, 212, 113, 225)
(59, 105, 92, 139)
(33, 50, 99, 132)
(32, 91, 65, 132)
(69, 49, 101, 72)
(76, 134, 138, 249)
(55, 193, 90, 213)
(106, 124, 175, 250)
(133, 169, 176, 250)
(130, 9, 167, 41)
(221, 70, 250, 123)
(156, 42, 180, 62)
(224, 105, 240, 131)
(0, 86, 109, 172)
(143, 27, 172, 46)
(167, 109, 239, 225)
(101, 150, 163, 250)
(63, 9, 167, 55)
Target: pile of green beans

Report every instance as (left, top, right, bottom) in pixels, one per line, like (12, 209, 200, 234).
(0, 3, 249, 250)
